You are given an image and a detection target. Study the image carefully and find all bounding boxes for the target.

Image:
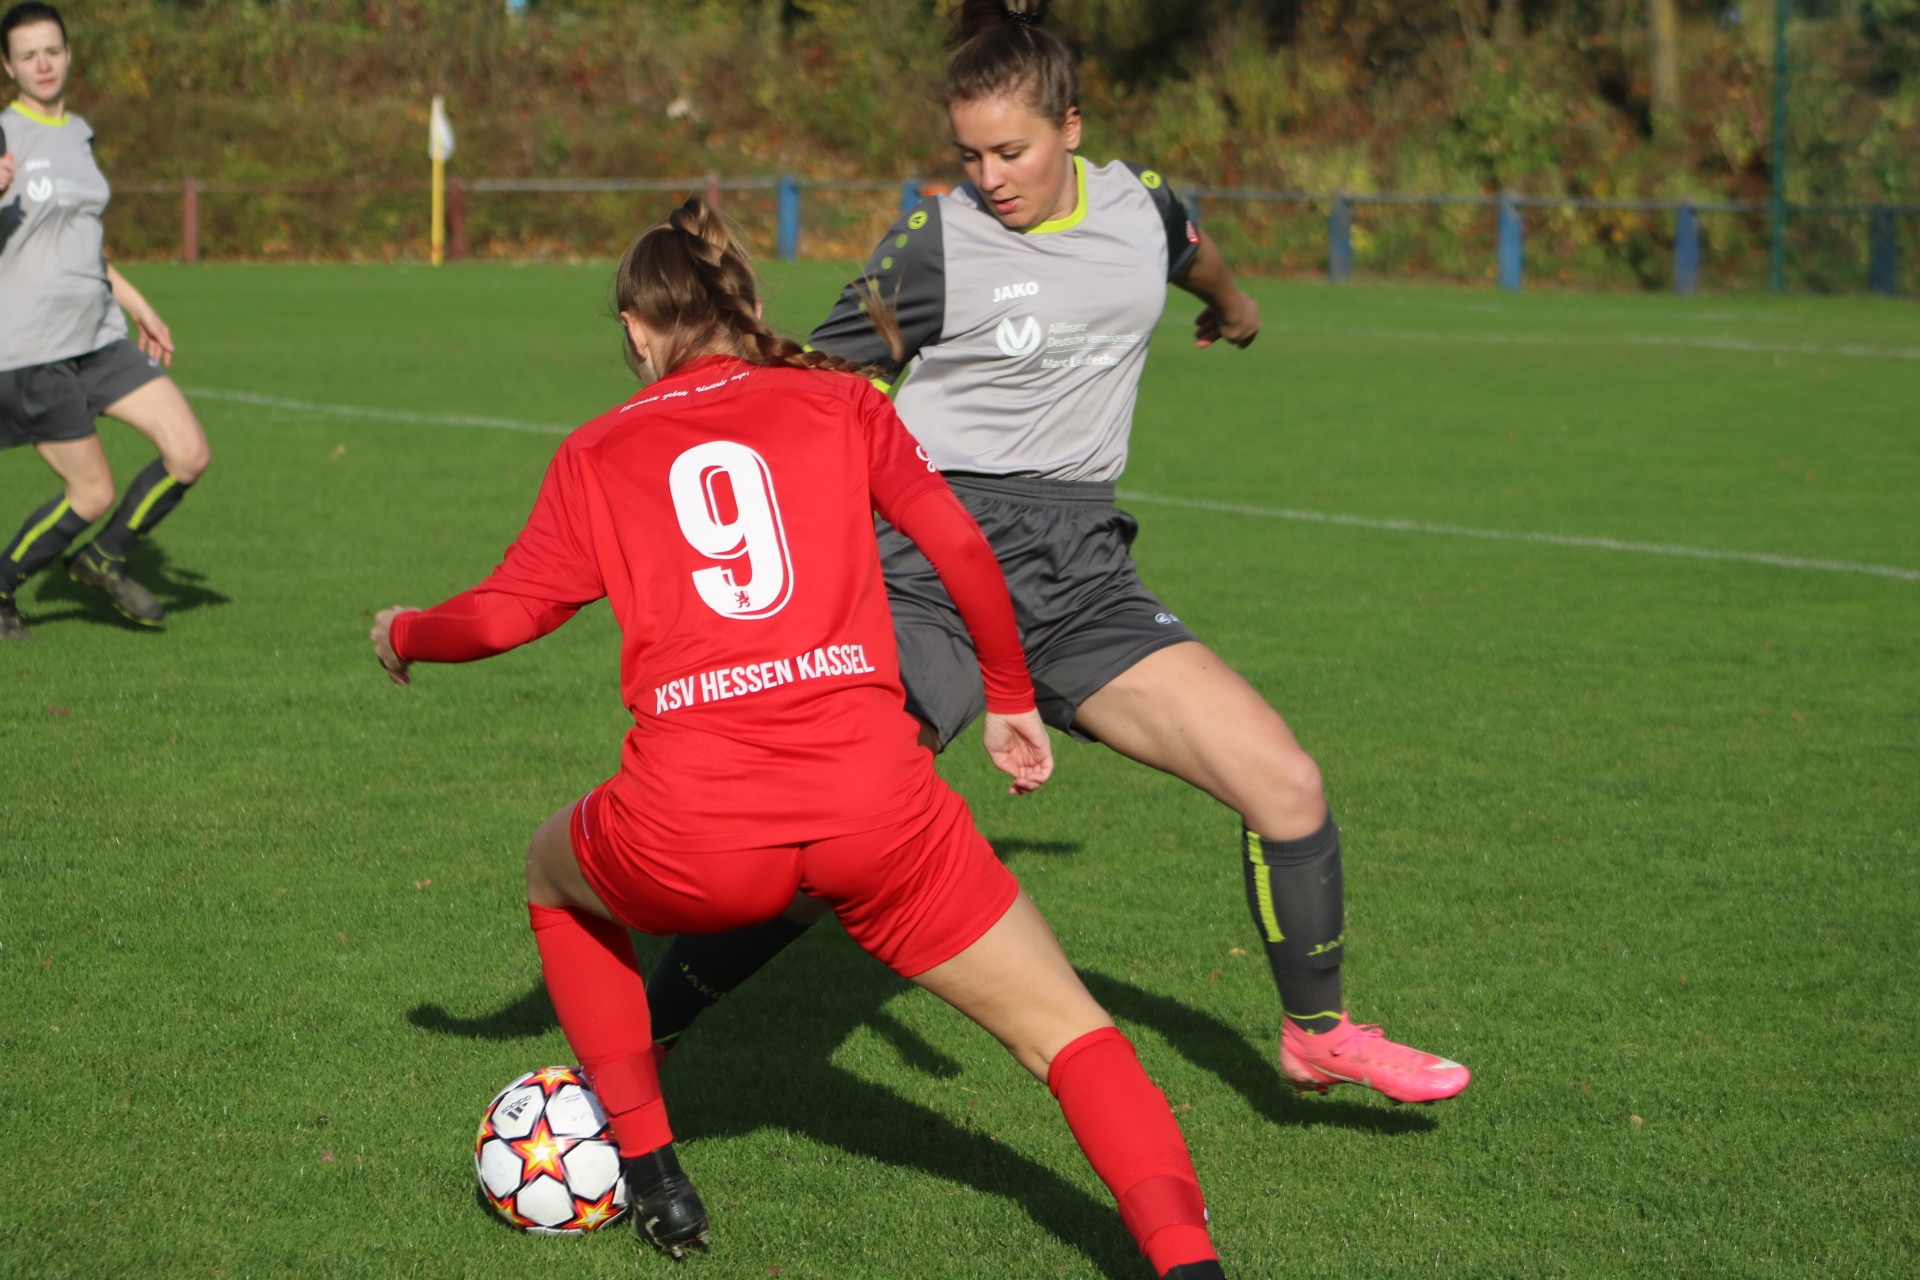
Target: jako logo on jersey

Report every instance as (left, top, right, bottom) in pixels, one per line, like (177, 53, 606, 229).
(993, 281, 1039, 302)
(26, 177, 54, 203)
(668, 439, 795, 620)
(995, 316, 1043, 358)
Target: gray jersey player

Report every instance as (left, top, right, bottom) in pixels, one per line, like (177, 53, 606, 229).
(644, 0, 1471, 1133)
(0, 2, 212, 636)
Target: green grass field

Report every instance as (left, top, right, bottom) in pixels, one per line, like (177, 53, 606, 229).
(3, 263, 1916, 1279)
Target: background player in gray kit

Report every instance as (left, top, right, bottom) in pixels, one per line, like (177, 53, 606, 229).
(644, 0, 1472, 1107)
(0, 2, 212, 638)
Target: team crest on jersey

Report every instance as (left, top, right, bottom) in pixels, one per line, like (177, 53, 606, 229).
(26, 177, 54, 203)
(994, 316, 1042, 358)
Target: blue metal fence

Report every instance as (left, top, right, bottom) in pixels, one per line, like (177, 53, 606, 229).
(143, 172, 1912, 292)
(1184, 185, 1916, 296)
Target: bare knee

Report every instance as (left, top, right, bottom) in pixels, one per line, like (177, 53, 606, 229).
(161, 434, 211, 484)
(1245, 749, 1327, 841)
(69, 479, 115, 523)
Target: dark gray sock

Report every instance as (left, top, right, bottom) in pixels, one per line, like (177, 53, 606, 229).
(1242, 815, 1346, 1034)
(91, 458, 192, 559)
(1, 494, 91, 593)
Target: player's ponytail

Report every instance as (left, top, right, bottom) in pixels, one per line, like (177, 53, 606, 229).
(944, 0, 1077, 124)
(611, 197, 902, 384)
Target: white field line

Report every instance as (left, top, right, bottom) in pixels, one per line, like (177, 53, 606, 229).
(1247, 323, 1920, 362)
(1116, 490, 1920, 582)
(183, 387, 573, 434)
(184, 385, 1914, 583)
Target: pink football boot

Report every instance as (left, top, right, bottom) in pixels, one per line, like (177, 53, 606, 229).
(1281, 1014, 1471, 1104)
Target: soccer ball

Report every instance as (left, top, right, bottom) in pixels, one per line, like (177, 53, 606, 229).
(475, 1066, 629, 1234)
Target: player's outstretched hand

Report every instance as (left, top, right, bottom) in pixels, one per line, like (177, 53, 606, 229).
(982, 709, 1053, 795)
(129, 304, 175, 367)
(1194, 290, 1260, 349)
(371, 607, 418, 685)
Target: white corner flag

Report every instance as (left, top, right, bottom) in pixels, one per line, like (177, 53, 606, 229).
(429, 95, 456, 163)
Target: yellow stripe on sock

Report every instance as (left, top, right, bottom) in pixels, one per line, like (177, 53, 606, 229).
(126, 474, 181, 531)
(8, 499, 71, 563)
(1245, 829, 1285, 943)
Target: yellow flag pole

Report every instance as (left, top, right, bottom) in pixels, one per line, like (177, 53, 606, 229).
(429, 95, 453, 267)
(431, 155, 446, 266)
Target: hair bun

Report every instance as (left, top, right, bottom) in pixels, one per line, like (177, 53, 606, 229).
(951, 0, 1049, 46)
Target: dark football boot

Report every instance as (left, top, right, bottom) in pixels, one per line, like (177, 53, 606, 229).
(623, 1142, 709, 1259)
(0, 591, 30, 640)
(68, 545, 165, 627)
(1162, 1263, 1228, 1280)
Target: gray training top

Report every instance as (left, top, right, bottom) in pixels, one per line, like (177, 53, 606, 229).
(0, 103, 128, 373)
(810, 156, 1199, 483)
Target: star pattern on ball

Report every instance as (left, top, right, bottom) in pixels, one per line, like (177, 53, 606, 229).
(567, 1187, 625, 1231)
(510, 1119, 574, 1183)
(529, 1065, 580, 1092)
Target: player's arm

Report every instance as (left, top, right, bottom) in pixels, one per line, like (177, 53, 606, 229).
(1123, 162, 1259, 350)
(808, 198, 946, 392)
(105, 263, 176, 365)
(861, 388, 1050, 793)
(372, 446, 604, 685)
(1176, 232, 1259, 349)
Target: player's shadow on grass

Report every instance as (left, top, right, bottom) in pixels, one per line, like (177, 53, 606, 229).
(25, 541, 228, 630)
(1075, 970, 1438, 1138)
(408, 984, 557, 1040)
(411, 928, 1136, 1275)
(987, 837, 1082, 859)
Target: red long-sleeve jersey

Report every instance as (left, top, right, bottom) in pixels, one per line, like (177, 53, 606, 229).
(390, 355, 1033, 853)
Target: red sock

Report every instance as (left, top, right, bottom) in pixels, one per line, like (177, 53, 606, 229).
(1048, 1027, 1216, 1275)
(527, 903, 671, 1156)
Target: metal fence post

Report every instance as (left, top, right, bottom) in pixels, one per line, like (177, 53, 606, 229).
(181, 178, 200, 264)
(1328, 194, 1353, 284)
(777, 175, 801, 262)
(1868, 206, 1897, 296)
(901, 178, 923, 215)
(1497, 193, 1523, 291)
(1674, 202, 1699, 296)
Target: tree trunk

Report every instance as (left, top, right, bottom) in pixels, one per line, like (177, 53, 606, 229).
(1495, 0, 1523, 46)
(1649, 0, 1681, 138)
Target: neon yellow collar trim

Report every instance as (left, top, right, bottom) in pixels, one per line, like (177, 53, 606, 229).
(1025, 156, 1088, 235)
(8, 100, 67, 126)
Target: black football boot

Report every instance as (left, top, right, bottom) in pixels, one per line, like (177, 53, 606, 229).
(0, 590, 30, 640)
(1162, 1263, 1228, 1279)
(68, 545, 165, 627)
(623, 1142, 709, 1258)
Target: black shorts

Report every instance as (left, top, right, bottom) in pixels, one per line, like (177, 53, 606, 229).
(877, 473, 1198, 747)
(0, 339, 167, 451)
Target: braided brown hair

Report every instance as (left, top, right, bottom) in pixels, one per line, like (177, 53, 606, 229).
(611, 197, 902, 384)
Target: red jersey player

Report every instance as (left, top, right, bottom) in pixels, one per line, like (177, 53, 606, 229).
(368, 199, 1229, 1279)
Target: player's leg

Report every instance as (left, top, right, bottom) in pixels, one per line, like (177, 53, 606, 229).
(1074, 642, 1469, 1103)
(912, 898, 1221, 1278)
(0, 360, 117, 638)
(811, 794, 1223, 1279)
(69, 358, 210, 626)
(523, 792, 747, 1257)
(643, 516, 980, 1053)
(1, 436, 117, 638)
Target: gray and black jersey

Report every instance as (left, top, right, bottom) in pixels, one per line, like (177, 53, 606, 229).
(0, 104, 128, 373)
(810, 156, 1199, 483)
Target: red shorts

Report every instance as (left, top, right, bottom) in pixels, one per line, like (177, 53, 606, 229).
(568, 780, 1018, 979)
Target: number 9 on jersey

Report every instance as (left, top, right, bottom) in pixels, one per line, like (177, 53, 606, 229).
(669, 440, 795, 619)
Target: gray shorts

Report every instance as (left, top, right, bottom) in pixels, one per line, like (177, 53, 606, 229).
(878, 472, 1198, 746)
(0, 339, 167, 451)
